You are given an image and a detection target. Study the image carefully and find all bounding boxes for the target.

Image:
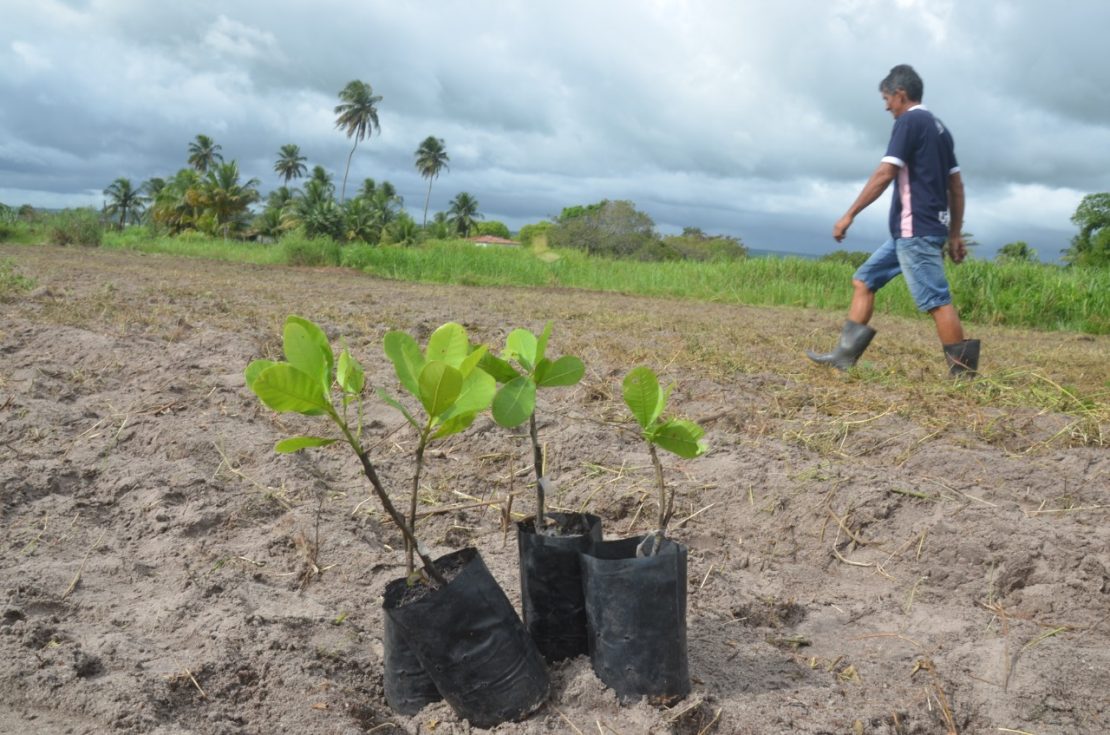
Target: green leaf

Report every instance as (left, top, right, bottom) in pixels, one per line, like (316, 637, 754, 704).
(623, 366, 663, 430)
(418, 361, 463, 418)
(376, 388, 420, 430)
(491, 375, 537, 428)
(535, 355, 585, 388)
(505, 328, 538, 371)
(448, 367, 496, 417)
(458, 343, 487, 378)
(426, 322, 469, 368)
(649, 419, 708, 459)
(432, 411, 478, 439)
(384, 331, 424, 398)
(535, 321, 553, 365)
(250, 364, 332, 416)
(478, 353, 521, 383)
(275, 436, 338, 453)
(337, 348, 365, 396)
(284, 316, 333, 392)
(244, 359, 276, 389)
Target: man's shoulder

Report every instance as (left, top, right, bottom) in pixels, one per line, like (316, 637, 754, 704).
(902, 107, 953, 137)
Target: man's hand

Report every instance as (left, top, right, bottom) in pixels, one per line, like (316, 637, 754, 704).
(947, 235, 967, 264)
(833, 214, 854, 242)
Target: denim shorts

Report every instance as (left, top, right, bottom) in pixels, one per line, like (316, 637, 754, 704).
(853, 236, 951, 312)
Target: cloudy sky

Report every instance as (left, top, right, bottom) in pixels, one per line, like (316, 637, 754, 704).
(2, 0, 1108, 259)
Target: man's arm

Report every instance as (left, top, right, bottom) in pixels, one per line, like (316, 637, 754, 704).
(946, 171, 966, 263)
(833, 162, 899, 242)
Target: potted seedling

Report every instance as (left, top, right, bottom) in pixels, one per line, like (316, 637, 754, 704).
(244, 316, 548, 728)
(482, 321, 602, 661)
(580, 365, 708, 703)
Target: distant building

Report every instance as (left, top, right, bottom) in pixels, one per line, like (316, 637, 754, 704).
(467, 235, 520, 247)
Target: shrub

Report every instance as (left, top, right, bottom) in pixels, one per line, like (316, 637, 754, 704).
(281, 233, 341, 267)
(49, 208, 104, 247)
(340, 243, 378, 270)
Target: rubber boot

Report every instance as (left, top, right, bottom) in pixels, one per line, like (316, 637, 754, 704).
(806, 320, 877, 370)
(943, 339, 980, 377)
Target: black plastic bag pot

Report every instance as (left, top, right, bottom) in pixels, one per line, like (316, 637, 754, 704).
(580, 535, 690, 703)
(382, 547, 549, 728)
(382, 613, 442, 715)
(517, 512, 603, 662)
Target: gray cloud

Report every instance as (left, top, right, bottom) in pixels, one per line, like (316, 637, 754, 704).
(2, 0, 1108, 259)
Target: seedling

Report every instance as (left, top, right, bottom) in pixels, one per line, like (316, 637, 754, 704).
(622, 366, 708, 555)
(380, 322, 496, 575)
(481, 321, 585, 533)
(245, 315, 446, 586)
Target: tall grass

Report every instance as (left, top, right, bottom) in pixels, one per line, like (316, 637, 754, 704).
(354, 241, 1110, 334)
(102, 227, 285, 265)
(8, 229, 1107, 334)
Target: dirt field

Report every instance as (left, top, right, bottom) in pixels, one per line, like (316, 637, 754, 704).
(2, 244, 1108, 734)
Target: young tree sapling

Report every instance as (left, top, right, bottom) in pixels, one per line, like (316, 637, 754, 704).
(380, 322, 496, 576)
(480, 321, 585, 533)
(245, 315, 449, 586)
(622, 366, 708, 556)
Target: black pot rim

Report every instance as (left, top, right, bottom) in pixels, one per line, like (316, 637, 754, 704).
(516, 511, 602, 537)
(381, 546, 477, 612)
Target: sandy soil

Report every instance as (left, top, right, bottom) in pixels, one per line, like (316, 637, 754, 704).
(1, 245, 1108, 735)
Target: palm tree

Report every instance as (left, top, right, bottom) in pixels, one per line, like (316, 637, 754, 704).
(309, 165, 334, 192)
(447, 192, 482, 238)
(151, 169, 203, 234)
(333, 80, 382, 203)
(198, 161, 261, 239)
(187, 134, 223, 173)
(103, 177, 144, 229)
(274, 144, 308, 184)
(414, 136, 449, 228)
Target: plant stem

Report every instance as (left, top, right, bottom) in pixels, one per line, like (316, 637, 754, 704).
(529, 413, 546, 531)
(408, 429, 430, 575)
(649, 444, 669, 555)
(337, 418, 445, 587)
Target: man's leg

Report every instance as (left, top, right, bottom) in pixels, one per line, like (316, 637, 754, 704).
(848, 279, 876, 325)
(929, 304, 964, 345)
(899, 236, 980, 376)
(806, 241, 897, 370)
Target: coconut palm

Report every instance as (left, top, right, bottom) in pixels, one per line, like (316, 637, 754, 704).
(103, 177, 144, 229)
(151, 169, 203, 234)
(187, 134, 223, 173)
(333, 80, 382, 203)
(274, 144, 308, 184)
(363, 180, 403, 233)
(140, 177, 166, 200)
(197, 161, 261, 239)
(309, 165, 335, 193)
(447, 192, 482, 237)
(414, 136, 449, 228)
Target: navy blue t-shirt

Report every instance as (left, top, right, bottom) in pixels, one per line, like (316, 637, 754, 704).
(882, 106, 959, 239)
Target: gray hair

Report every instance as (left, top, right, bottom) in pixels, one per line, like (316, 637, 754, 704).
(879, 64, 923, 102)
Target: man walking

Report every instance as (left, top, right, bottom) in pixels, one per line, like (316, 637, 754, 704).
(807, 64, 979, 376)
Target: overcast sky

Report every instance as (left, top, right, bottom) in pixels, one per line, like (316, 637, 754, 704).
(3, 0, 1108, 259)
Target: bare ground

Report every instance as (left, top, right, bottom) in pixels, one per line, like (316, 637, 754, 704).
(1, 244, 1108, 735)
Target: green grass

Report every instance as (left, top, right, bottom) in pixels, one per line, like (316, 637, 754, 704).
(353, 241, 1109, 334)
(102, 227, 286, 265)
(7, 228, 1109, 334)
(0, 257, 36, 300)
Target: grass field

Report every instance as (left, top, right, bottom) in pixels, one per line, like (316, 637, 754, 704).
(3, 224, 1108, 334)
(92, 230, 1109, 334)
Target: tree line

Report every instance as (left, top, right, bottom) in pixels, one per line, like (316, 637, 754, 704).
(97, 80, 486, 245)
